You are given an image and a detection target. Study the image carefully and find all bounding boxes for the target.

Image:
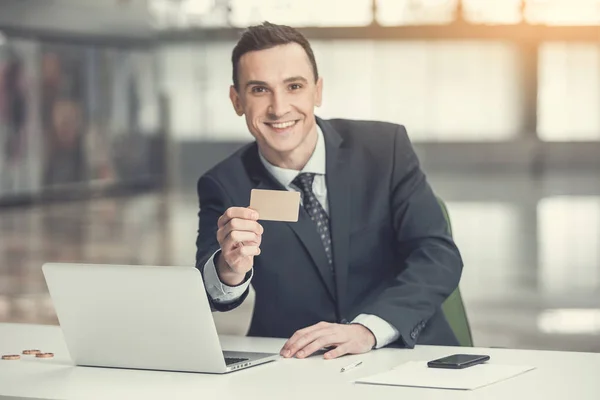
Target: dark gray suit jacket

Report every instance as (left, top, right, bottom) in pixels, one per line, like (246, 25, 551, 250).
(195, 117, 463, 347)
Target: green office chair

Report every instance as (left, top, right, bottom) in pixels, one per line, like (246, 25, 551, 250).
(437, 197, 474, 347)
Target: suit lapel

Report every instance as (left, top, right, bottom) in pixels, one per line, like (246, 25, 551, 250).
(320, 118, 352, 319)
(241, 144, 337, 302)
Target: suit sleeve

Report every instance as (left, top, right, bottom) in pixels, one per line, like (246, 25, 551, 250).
(358, 125, 463, 348)
(195, 174, 250, 312)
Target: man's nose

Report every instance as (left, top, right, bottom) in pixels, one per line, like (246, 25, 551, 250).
(267, 91, 291, 119)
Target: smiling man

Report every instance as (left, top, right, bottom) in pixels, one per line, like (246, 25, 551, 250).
(195, 22, 463, 360)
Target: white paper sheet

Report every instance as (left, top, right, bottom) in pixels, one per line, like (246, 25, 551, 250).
(356, 361, 536, 390)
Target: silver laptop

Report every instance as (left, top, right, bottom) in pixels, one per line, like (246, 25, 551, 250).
(42, 262, 279, 373)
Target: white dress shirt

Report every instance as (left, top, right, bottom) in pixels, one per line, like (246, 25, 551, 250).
(203, 125, 400, 349)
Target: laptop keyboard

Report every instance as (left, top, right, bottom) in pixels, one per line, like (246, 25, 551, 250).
(225, 357, 249, 365)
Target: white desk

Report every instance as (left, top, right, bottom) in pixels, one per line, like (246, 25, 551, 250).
(1, 323, 599, 400)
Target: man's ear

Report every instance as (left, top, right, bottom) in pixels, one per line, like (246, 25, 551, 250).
(314, 77, 323, 107)
(230, 85, 244, 116)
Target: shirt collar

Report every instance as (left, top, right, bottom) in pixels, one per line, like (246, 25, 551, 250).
(258, 123, 326, 188)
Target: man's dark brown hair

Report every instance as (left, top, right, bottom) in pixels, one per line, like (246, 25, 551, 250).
(231, 21, 319, 90)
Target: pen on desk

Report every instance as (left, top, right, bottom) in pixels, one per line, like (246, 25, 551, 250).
(340, 361, 362, 373)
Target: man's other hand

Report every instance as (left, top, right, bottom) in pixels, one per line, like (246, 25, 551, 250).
(280, 321, 376, 360)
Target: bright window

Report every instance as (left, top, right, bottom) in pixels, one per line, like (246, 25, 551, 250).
(229, 0, 373, 27)
(538, 43, 600, 141)
(525, 0, 600, 26)
(462, 0, 523, 24)
(376, 0, 458, 25)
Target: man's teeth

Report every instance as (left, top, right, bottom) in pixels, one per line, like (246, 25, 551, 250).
(269, 121, 296, 129)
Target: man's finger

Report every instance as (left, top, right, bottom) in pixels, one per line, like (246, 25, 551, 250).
(324, 344, 350, 360)
(295, 334, 340, 359)
(285, 327, 334, 358)
(285, 321, 330, 343)
(218, 207, 259, 228)
(228, 231, 259, 246)
(228, 218, 264, 234)
(281, 322, 331, 356)
(217, 221, 262, 245)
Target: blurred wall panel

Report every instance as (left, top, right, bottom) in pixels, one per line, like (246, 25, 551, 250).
(40, 43, 88, 186)
(538, 196, 600, 296)
(0, 34, 163, 204)
(0, 39, 42, 197)
(158, 42, 248, 142)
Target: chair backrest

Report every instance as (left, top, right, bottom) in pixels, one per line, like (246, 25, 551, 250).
(437, 197, 474, 347)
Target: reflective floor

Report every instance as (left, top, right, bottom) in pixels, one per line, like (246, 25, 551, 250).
(1, 171, 600, 352)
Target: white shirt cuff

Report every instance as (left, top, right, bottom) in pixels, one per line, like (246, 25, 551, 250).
(352, 314, 400, 349)
(203, 250, 253, 304)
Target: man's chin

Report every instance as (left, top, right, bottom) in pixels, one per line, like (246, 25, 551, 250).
(265, 141, 299, 155)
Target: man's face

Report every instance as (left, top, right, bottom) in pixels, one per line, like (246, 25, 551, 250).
(230, 43, 323, 163)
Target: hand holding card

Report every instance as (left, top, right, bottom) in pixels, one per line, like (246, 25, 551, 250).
(214, 189, 299, 286)
(215, 207, 263, 286)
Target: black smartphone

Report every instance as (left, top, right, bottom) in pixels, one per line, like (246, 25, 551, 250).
(427, 354, 490, 369)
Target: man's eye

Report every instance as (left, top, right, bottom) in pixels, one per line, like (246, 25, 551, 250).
(251, 86, 268, 93)
(289, 84, 302, 90)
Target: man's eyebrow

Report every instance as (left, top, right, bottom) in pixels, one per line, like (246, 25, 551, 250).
(245, 80, 269, 88)
(245, 76, 308, 89)
(284, 76, 308, 83)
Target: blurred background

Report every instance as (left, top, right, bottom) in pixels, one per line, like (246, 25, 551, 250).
(1, 0, 599, 353)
